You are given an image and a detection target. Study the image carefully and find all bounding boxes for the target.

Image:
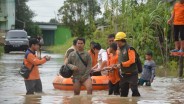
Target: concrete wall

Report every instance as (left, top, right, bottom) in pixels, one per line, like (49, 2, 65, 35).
(6, 0, 15, 30)
(0, 0, 15, 31)
(0, 0, 7, 30)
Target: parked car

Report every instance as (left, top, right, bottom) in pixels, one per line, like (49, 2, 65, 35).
(3, 30, 30, 53)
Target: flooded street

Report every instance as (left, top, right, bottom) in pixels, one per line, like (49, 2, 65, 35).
(0, 52, 184, 104)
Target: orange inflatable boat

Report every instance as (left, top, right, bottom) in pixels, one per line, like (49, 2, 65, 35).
(53, 75, 109, 90)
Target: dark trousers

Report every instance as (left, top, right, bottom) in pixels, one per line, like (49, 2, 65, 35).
(119, 74, 140, 97)
(92, 72, 101, 76)
(174, 25, 184, 41)
(108, 81, 120, 95)
(24, 79, 42, 95)
(138, 78, 151, 86)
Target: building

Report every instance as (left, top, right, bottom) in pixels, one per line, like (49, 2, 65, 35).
(38, 23, 71, 46)
(0, 0, 15, 44)
(0, 0, 15, 31)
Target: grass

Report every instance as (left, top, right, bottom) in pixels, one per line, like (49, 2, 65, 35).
(46, 37, 76, 54)
(156, 60, 179, 77)
(156, 66, 178, 77)
(46, 37, 102, 54)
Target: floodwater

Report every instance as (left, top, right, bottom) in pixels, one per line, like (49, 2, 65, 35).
(0, 52, 184, 104)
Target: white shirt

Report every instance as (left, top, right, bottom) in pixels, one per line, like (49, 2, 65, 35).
(97, 49, 107, 68)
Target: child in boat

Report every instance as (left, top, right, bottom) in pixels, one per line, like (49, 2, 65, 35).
(138, 51, 156, 86)
(103, 42, 120, 95)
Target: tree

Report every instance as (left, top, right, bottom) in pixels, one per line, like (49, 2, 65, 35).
(94, 0, 171, 64)
(49, 18, 59, 24)
(58, 0, 101, 37)
(15, 0, 41, 37)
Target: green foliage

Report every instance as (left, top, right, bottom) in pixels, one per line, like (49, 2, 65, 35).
(50, 0, 179, 77)
(156, 60, 178, 77)
(0, 46, 3, 56)
(93, 0, 172, 65)
(15, 0, 41, 37)
(57, 0, 175, 64)
(26, 23, 42, 37)
(49, 18, 59, 24)
(58, 0, 101, 37)
(47, 37, 76, 54)
(15, 0, 35, 24)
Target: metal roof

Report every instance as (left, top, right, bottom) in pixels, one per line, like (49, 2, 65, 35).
(38, 24, 57, 30)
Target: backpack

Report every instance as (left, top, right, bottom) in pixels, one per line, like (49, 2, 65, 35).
(19, 50, 34, 79)
(128, 47, 143, 73)
(59, 64, 73, 78)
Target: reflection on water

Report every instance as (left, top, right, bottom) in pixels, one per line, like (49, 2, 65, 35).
(0, 51, 184, 104)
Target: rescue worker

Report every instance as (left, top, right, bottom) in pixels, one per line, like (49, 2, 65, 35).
(67, 37, 92, 95)
(103, 42, 120, 95)
(168, 0, 184, 52)
(88, 41, 98, 67)
(24, 38, 51, 95)
(114, 32, 141, 97)
(107, 34, 115, 59)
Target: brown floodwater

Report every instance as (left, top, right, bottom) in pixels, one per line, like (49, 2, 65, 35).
(0, 51, 184, 104)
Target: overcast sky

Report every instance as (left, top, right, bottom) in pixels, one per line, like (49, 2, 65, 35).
(27, 0, 65, 22)
(27, 0, 145, 22)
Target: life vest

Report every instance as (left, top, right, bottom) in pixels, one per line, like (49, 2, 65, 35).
(118, 44, 137, 74)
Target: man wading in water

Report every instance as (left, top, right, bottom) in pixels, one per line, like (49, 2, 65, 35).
(67, 37, 92, 95)
(24, 38, 50, 95)
(114, 32, 141, 97)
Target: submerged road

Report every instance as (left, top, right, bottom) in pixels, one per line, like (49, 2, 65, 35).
(0, 51, 184, 104)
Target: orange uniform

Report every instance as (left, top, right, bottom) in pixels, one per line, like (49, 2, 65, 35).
(121, 49, 136, 68)
(24, 49, 47, 80)
(107, 52, 120, 84)
(107, 48, 111, 60)
(88, 50, 98, 67)
(173, 2, 184, 25)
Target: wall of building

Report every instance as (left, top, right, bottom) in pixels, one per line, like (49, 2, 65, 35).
(42, 30, 55, 46)
(6, 0, 15, 30)
(54, 25, 71, 45)
(0, 0, 15, 31)
(38, 23, 71, 46)
(0, 0, 7, 30)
